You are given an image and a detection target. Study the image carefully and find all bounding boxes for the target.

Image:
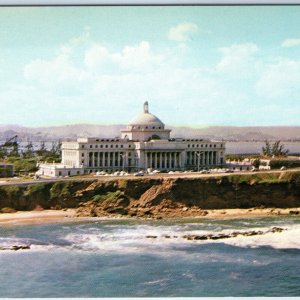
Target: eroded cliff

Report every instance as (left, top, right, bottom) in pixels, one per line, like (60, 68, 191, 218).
(1, 171, 300, 217)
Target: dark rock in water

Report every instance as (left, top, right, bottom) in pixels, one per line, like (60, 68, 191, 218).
(0, 245, 30, 251)
(289, 210, 299, 215)
(146, 235, 157, 239)
(270, 227, 285, 233)
(181, 227, 286, 241)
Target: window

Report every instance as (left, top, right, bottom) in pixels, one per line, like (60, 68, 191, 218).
(187, 144, 190, 148)
(105, 145, 108, 148)
(121, 145, 124, 148)
(81, 145, 84, 148)
(90, 145, 92, 148)
(100, 145, 103, 148)
(129, 145, 131, 148)
(81, 153, 84, 157)
(116, 145, 118, 148)
(95, 145, 98, 148)
(110, 145, 113, 148)
(152, 126, 155, 129)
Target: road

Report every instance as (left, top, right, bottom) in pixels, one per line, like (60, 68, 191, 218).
(1, 168, 300, 186)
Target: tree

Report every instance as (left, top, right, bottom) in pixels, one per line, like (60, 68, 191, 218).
(23, 141, 35, 158)
(252, 158, 261, 169)
(36, 141, 47, 156)
(262, 140, 289, 157)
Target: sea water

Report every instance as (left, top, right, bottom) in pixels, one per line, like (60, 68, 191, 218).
(1, 216, 300, 297)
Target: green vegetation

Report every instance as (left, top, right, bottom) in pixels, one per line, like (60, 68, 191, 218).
(7, 157, 38, 174)
(0, 140, 62, 176)
(252, 158, 261, 168)
(269, 160, 300, 169)
(92, 191, 123, 203)
(225, 172, 291, 185)
(50, 182, 73, 199)
(262, 140, 289, 157)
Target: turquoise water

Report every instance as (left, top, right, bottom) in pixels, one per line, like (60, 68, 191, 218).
(1, 217, 300, 297)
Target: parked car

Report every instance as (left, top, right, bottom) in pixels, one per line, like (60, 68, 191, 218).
(134, 171, 144, 176)
(200, 170, 210, 174)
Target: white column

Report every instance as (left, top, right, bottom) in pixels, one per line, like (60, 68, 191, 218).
(159, 153, 162, 169)
(117, 152, 120, 167)
(112, 152, 115, 167)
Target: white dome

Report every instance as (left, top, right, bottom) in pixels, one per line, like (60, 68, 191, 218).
(128, 101, 164, 128)
(128, 112, 164, 127)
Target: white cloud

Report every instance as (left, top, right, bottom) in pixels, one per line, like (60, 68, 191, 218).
(24, 51, 89, 91)
(84, 44, 110, 69)
(216, 43, 259, 73)
(281, 39, 300, 48)
(256, 58, 300, 98)
(168, 23, 198, 42)
(85, 41, 164, 72)
(113, 41, 164, 70)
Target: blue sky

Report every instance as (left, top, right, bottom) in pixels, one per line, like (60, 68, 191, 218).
(1, 6, 300, 127)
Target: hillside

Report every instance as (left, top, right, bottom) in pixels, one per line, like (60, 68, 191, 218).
(1, 124, 300, 142)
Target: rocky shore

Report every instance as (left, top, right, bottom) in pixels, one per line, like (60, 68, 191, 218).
(0, 171, 300, 219)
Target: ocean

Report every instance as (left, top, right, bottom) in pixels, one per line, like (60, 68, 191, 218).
(1, 216, 300, 297)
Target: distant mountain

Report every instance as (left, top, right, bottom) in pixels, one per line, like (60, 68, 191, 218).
(0, 124, 300, 142)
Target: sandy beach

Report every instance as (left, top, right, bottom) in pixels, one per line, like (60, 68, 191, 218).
(0, 207, 299, 226)
(0, 209, 80, 226)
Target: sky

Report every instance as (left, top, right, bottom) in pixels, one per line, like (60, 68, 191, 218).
(1, 5, 300, 127)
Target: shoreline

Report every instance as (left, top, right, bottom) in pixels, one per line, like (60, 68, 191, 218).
(0, 207, 299, 226)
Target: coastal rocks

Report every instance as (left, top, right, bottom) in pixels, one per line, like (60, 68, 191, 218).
(182, 227, 285, 241)
(145, 227, 286, 241)
(289, 210, 300, 215)
(0, 245, 30, 251)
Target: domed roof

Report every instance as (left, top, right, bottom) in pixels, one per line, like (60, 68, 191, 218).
(128, 102, 164, 127)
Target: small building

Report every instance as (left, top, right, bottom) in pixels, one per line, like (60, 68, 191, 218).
(36, 163, 84, 178)
(0, 163, 14, 177)
(260, 156, 300, 169)
(225, 160, 252, 171)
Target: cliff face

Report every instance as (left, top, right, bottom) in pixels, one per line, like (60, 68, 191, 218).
(1, 171, 300, 217)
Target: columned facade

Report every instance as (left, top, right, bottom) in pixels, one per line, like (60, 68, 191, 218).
(55, 102, 226, 176)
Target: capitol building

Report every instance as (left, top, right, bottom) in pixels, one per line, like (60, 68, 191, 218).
(38, 102, 225, 177)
